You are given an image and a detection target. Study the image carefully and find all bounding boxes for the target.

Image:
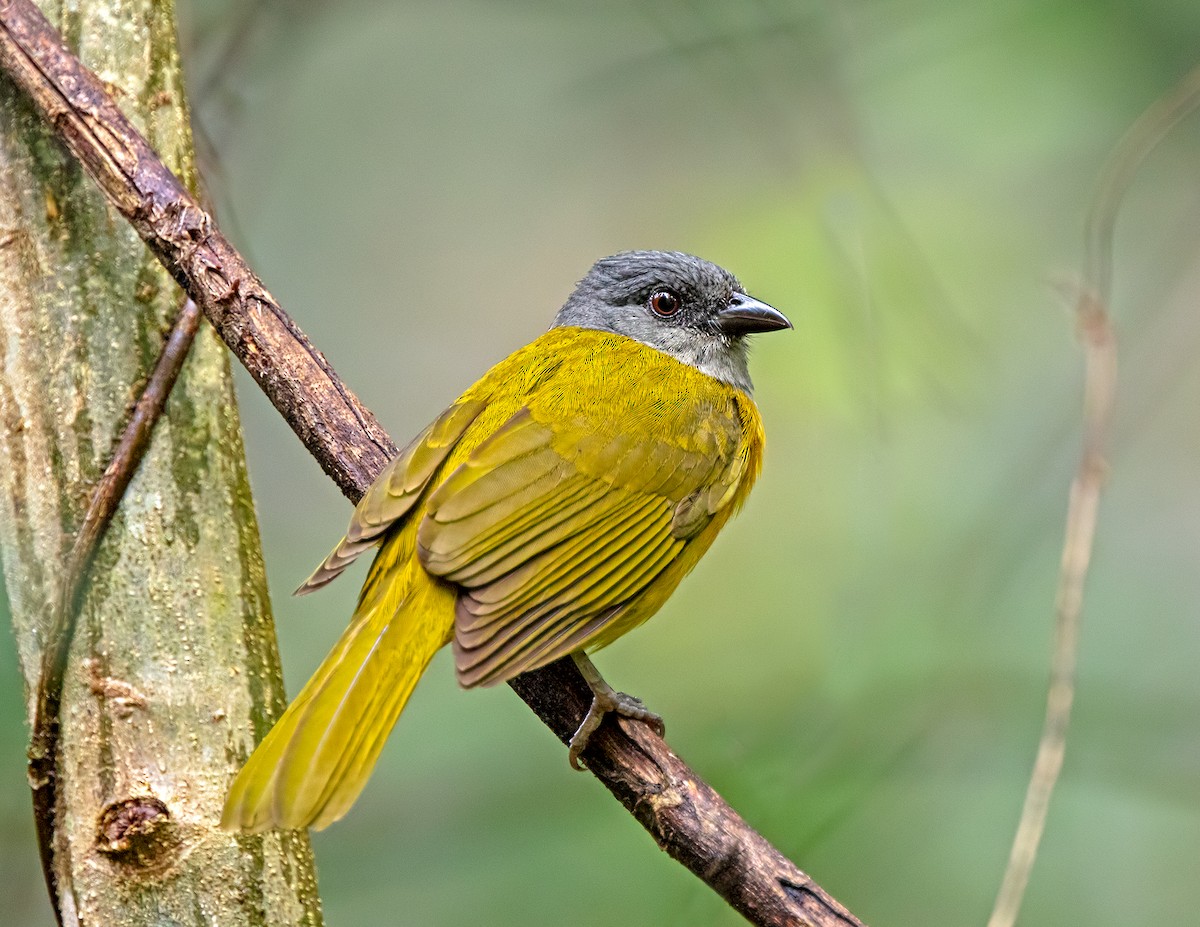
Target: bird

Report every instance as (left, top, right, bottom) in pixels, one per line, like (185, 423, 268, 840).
(221, 250, 791, 833)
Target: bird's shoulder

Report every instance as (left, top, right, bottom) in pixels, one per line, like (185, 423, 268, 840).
(467, 326, 757, 447)
(423, 327, 762, 514)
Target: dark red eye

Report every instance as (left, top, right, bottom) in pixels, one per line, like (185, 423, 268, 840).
(648, 289, 681, 317)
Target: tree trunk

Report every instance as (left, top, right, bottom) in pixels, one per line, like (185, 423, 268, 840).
(0, 2, 323, 924)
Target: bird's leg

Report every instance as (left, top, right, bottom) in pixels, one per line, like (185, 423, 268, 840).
(568, 652, 665, 770)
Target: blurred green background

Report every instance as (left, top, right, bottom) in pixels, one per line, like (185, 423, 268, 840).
(3, 1, 1200, 924)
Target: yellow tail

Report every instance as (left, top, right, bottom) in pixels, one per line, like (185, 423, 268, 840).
(222, 560, 451, 833)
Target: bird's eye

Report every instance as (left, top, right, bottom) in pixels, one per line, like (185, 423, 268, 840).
(648, 289, 681, 317)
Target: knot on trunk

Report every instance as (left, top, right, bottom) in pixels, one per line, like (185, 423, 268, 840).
(96, 796, 179, 870)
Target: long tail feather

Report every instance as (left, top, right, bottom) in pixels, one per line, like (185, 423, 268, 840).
(222, 567, 449, 833)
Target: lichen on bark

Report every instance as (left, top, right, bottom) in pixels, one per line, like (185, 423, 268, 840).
(0, 2, 323, 924)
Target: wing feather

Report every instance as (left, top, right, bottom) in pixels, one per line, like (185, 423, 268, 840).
(430, 479, 604, 583)
(457, 605, 618, 689)
(458, 496, 665, 622)
(296, 398, 485, 594)
(418, 401, 749, 689)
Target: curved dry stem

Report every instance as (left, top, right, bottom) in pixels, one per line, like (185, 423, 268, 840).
(986, 289, 1115, 927)
(1085, 63, 1200, 306)
(27, 299, 202, 924)
(987, 65, 1200, 927)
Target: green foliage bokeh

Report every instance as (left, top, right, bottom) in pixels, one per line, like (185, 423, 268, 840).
(3, 1, 1199, 924)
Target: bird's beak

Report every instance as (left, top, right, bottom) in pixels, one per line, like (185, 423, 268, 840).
(715, 292, 792, 336)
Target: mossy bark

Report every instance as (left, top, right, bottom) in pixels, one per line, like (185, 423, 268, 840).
(0, 2, 323, 924)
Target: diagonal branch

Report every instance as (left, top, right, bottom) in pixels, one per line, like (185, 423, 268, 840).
(0, 3, 863, 924)
(0, 1, 394, 499)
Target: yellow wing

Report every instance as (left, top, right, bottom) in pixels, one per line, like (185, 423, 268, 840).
(416, 402, 753, 688)
(296, 398, 486, 594)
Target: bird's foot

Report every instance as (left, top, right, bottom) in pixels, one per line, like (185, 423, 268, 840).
(568, 653, 665, 770)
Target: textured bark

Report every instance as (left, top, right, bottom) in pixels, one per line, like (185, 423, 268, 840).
(0, 2, 322, 925)
(0, 0, 395, 501)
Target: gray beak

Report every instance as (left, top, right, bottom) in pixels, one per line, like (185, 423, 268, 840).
(715, 292, 792, 336)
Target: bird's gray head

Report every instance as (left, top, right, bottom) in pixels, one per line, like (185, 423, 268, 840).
(553, 250, 790, 393)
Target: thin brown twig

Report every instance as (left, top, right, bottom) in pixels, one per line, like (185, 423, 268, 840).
(985, 291, 1115, 927)
(0, 3, 862, 925)
(26, 298, 202, 926)
(986, 66, 1200, 927)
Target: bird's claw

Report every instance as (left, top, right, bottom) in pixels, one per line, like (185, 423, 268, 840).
(568, 688, 665, 770)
